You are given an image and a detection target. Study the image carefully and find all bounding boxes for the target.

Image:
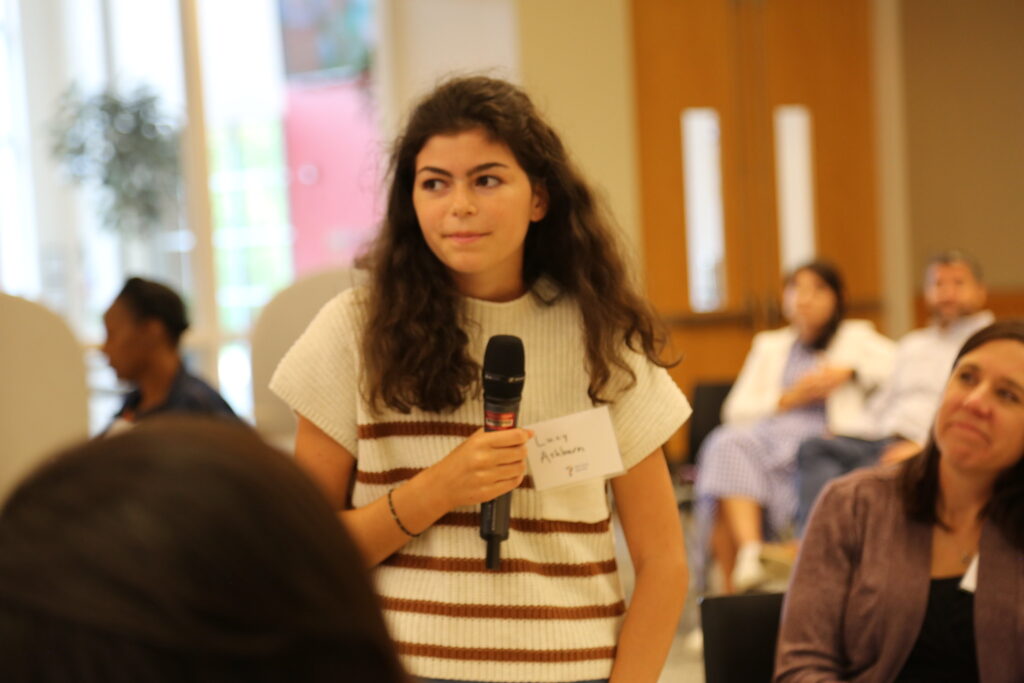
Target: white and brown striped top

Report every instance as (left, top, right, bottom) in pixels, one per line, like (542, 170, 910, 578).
(271, 284, 690, 682)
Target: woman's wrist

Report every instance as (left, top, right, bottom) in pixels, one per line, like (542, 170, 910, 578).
(404, 464, 456, 524)
(367, 468, 449, 544)
(387, 488, 421, 538)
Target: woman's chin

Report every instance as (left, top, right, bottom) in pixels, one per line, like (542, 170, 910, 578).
(942, 448, 1000, 478)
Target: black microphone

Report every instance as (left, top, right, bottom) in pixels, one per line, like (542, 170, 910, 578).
(480, 334, 525, 571)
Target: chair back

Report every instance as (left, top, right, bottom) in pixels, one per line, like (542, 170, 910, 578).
(0, 293, 89, 500)
(701, 592, 784, 683)
(250, 267, 365, 448)
(688, 380, 733, 462)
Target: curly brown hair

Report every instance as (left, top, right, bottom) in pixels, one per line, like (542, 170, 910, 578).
(361, 76, 672, 413)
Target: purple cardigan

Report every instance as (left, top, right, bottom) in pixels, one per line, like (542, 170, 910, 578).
(774, 466, 1024, 682)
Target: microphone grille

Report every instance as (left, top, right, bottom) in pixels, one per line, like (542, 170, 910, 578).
(483, 335, 524, 399)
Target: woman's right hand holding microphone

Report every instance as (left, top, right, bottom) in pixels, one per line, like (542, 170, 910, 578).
(427, 427, 533, 510)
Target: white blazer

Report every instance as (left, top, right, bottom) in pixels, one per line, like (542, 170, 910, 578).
(721, 319, 896, 437)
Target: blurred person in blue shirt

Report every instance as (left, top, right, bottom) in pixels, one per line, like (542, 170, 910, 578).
(102, 277, 236, 433)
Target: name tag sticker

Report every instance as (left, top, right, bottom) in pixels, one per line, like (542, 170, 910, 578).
(525, 406, 625, 491)
(960, 554, 978, 594)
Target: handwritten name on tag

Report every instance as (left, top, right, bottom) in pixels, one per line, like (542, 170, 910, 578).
(525, 406, 625, 491)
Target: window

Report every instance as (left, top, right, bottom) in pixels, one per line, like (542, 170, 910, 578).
(773, 105, 817, 273)
(199, 0, 381, 417)
(681, 108, 727, 312)
(0, 0, 38, 297)
(0, 0, 380, 430)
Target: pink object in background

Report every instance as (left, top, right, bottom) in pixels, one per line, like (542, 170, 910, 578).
(284, 80, 382, 276)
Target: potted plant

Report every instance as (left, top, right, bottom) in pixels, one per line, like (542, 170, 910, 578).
(50, 84, 181, 236)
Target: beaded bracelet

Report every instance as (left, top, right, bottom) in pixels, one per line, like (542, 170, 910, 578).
(387, 488, 420, 538)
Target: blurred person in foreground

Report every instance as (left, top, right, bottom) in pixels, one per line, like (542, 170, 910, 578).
(775, 321, 1024, 683)
(794, 250, 992, 533)
(0, 416, 408, 683)
(102, 277, 236, 434)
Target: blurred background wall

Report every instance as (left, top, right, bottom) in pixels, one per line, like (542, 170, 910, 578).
(1, 0, 1021, 461)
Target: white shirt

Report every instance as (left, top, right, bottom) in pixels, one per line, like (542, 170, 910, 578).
(722, 320, 897, 437)
(865, 310, 995, 444)
(270, 284, 691, 682)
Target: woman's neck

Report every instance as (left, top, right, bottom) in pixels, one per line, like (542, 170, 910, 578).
(794, 323, 823, 346)
(937, 460, 994, 528)
(454, 273, 526, 302)
(136, 351, 181, 412)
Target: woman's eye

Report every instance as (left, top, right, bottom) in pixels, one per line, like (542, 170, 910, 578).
(997, 388, 1022, 404)
(476, 175, 501, 188)
(956, 369, 979, 385)
(420, 178, 446, 191)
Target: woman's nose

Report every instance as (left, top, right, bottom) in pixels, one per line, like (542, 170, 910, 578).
(450, 184, 477, 217)
(962, 383, 993, 415)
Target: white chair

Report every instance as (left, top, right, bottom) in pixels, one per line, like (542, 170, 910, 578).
(250, 267, 365, 450)
(0, 293, 89, 501)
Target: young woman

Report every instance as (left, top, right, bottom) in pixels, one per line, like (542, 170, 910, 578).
(775, 321, 1024, 682)
(693, 262, 896, 593)
(0, 417, 407, 682)
(271, 76, 690, 683)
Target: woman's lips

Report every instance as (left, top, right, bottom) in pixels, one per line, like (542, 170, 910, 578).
(947, 420, 989, 442)
(445, 232, 486, 245)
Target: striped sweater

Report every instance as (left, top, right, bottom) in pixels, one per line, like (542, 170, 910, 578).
(270, 283, 690, 682)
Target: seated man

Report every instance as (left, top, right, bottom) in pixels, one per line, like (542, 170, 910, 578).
(102, 277, 236, 433)
(794, 250, 992, 533)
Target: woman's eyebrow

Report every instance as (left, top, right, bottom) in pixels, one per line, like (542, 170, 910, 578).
(415, 162, 510, 177)
(956, 361, 1024, 393)
(1001, 377, 1024, 395)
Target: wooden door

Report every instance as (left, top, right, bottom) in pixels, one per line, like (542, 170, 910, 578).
(632, 0, 882, 461)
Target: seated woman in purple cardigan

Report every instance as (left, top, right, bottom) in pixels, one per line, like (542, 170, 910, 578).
(775, 321, 1024, 683)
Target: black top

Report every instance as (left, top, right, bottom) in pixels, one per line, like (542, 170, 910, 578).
(895, 576, 979, 683)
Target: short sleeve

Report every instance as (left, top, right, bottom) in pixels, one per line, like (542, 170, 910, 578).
(607, 348, 691, 470)
(269, 289, 363, 455)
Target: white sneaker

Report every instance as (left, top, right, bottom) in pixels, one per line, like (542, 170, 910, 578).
(732, 542, 769, 593)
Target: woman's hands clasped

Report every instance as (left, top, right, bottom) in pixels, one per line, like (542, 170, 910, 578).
(430, 427, 533, 509)
(778, 365, 855, 411)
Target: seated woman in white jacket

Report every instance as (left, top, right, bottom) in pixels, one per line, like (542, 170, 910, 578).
(693, 261, 895, 593)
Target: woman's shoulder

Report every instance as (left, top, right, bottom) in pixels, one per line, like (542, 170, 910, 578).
(820, 463, 903, 509)
(830, 319, 896, 357)
(281, 285, 370, 357)
(752, 326, 798, 346)
(835, 318, 888, 339)
(313, 285, 371, 325)
(330, 284, 370, 311)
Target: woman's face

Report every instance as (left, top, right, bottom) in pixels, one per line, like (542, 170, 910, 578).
(101, 299, 154, 382)
(782, 269, 837, 336)
(411, 127, 547, 302)
(934, 339, 1024, 478)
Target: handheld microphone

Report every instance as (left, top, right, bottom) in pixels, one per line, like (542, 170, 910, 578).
(480, 334, 525, 571)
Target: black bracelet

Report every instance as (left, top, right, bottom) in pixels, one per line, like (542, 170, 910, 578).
(387, 488, 420, 538)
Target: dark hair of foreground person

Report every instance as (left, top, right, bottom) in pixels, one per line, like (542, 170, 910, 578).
(0, 417, 407, 683)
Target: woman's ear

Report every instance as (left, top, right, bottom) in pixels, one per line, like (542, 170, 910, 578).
(530, 182, 549, 222)
(142, 318, 172, 349)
